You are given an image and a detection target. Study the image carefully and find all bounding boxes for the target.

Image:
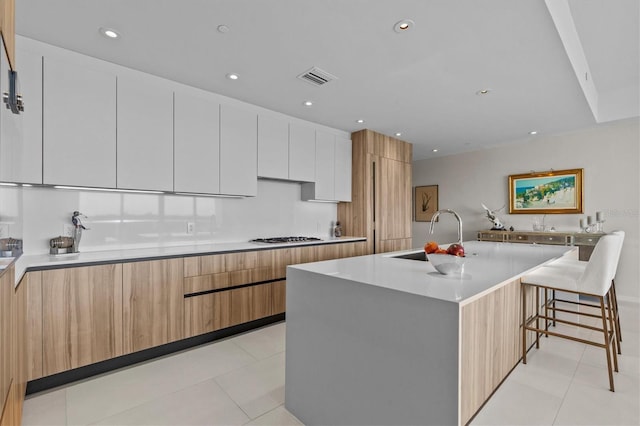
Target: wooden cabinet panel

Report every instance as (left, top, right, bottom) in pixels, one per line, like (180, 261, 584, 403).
(460, 279, 534, 424)
(184, 291, 231, 338)
(123, 259, 183, 354)
(257, 114, 289, 179)
(184, 272, 229, 295)
(41, 265, 123, 377)
(174, 89, 220, 194)
(0, 0, 15, 69)
(117, 74, 174, 191)
(271, 281, 286, 315)
(0, 266, 13, 412)
(225, 251, 258, 272)
(25, 272, 42, 381)
(288, 123, 315, 182)
(184, 254, 225, 277)
(229, 284, 272, 326)
(43, 56, 116, 187)
(377, 157, 412, 249)
(219, 104, 257, 196)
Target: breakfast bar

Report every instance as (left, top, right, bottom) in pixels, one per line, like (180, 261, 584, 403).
(284, 241, 575, 426)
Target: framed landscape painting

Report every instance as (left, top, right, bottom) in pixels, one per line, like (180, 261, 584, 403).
(415, 185, 438, 222)
(508, 168, 583, 214)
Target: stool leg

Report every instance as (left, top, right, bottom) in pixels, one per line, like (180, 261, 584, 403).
(609, 287, 621, 355)
(552, 289, 557, 326)
(612, 279, 622, 343)
(535, 286, 540, 349)
(522, 283, 527, 364)
(599, 296, 615, 392)
(606, 294, 619, 372)
(544, 288, 549, 337)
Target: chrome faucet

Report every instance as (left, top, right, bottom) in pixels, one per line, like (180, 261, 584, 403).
(429, 209, 463, 246)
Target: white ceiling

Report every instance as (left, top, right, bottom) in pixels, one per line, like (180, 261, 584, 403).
(15, 0, 639, 160)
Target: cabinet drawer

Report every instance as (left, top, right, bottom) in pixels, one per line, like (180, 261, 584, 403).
(573, 235, 600, 246)
(528, 234, 569, 245)
(509, 234, 529, 243)
(477, 232, 506, 242)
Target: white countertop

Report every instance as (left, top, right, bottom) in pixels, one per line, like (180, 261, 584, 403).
(10, 236, 366, 286)
(288, 241, 574, 305)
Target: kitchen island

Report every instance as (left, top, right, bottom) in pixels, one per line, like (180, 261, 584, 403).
(285, 241, 575, 426)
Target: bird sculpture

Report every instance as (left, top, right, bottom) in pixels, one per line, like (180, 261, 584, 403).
(481, 203, 505, 230)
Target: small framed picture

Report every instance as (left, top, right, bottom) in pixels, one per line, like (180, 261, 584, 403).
(415, 185, 438, 222)
(508, 168, 584, 214)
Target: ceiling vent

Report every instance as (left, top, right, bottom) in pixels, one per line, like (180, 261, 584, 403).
(297, 67, 338, 87)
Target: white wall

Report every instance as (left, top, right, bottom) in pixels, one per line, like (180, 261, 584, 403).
(0, 179, 337, 254)
(412, 118, 640, 300)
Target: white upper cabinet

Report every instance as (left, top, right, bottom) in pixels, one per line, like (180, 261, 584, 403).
(219, 104, 257, 196)
(312, 130, 335, 200)
(334, 136, 352, 202)
(117, 74, 174, 191)
(257, 114, 288, 180)
(174, 89, 220, 194)
(0, 42, 26, 183)
(288, 123, 315, 182)
(302, 132, 352, 202)
(42, 55, 116, 187)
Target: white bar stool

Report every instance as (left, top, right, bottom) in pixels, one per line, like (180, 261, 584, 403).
(520, 234, 620, 391)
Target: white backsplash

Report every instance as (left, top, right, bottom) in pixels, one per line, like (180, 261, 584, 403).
(0, 180, 338, 254)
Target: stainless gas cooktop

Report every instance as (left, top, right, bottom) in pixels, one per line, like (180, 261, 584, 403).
(249, 236, 322, 244)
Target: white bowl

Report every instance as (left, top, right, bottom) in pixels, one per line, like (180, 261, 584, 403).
(426, 253, 466, 275)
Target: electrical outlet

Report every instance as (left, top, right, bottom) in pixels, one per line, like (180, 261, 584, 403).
(187, 222, 195, 235)
(0, 224, 8, 237)
(63, 224, 75, 237)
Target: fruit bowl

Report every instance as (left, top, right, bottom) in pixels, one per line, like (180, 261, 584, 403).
(426, 253, 466, 275)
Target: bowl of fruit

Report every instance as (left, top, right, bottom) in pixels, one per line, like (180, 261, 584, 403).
(423, 241, 466, 275)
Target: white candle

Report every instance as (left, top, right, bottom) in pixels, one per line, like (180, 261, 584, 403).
(587, 216, 593, 225)
(580, 219, 586, 229)
(596, 211, 603, 222)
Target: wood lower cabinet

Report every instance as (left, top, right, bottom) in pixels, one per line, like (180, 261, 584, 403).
(123, 259, 184, 354)
(42, 265, 123, 377)
(184, 291, 231, 338)
(0, 266, 13, 418)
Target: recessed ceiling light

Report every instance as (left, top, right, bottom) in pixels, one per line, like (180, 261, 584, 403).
(99, 27, 120, 39)
(226, 73, 239, 80)
(432, 149, 439, 153)
(529, 130, 538, 135)
(303, 101, 313, 107)
(393, 19, 415, 33)
(356, 119, 365, 123)
(217, 25, 230, 33)
(395, 132, 402, 137)
(476, 89, 491, 95)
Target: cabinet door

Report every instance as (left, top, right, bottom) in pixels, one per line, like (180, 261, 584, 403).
(0, 46, 41, 184)
(334, 136, 352, 202)
(0, 266, 12, 411)
(43, 56, 116, 187)
(377, 157, 412, 244)
(41, 265, 123, 377)
(117, 74, 174, 191)
(257, 114, 289, 179)
(288, 123, 315, 182)
(123, 259, 184, 353)
(219, 104, 257, 196)
(313, 130, 335, 200)
(174, 89, 220, 194)
(184, 291, 231, 338)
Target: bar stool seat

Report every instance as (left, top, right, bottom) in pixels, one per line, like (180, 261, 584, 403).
(545, 231, 625, 351)
(521, 234, 621, 391)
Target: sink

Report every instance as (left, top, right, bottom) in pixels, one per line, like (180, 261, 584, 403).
(391, 251, 427, 261)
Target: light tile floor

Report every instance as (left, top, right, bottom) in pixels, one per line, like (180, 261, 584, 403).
(23, 302, 639, 425)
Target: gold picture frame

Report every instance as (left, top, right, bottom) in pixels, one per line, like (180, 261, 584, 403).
(415, 185, 439, 222)
(508, 168, 584, 214)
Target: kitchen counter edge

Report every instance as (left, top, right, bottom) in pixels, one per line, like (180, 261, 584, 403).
(12, 237, 367, 286)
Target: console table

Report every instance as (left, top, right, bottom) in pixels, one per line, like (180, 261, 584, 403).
(477, 230, 603, 261)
